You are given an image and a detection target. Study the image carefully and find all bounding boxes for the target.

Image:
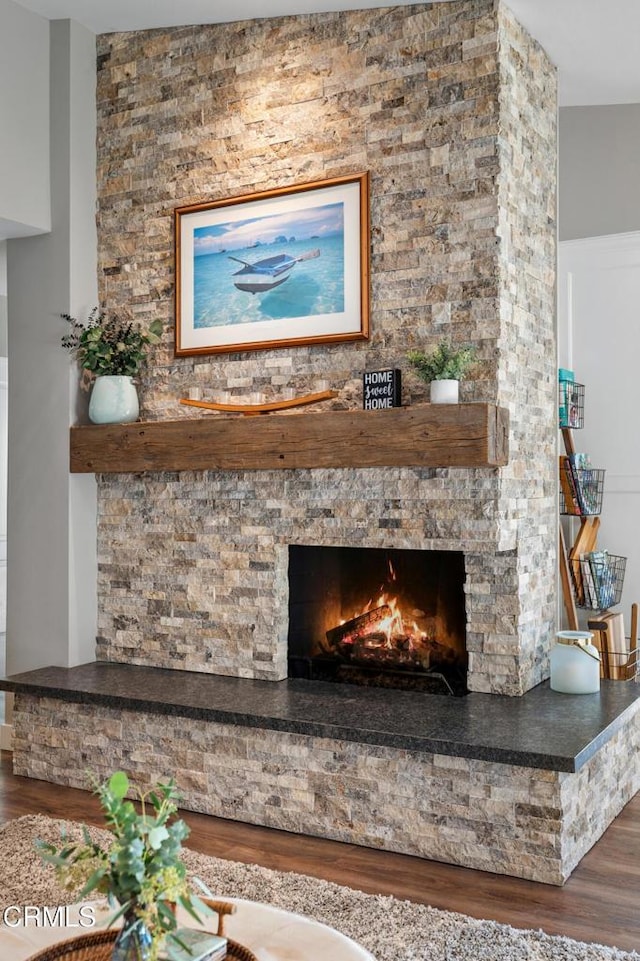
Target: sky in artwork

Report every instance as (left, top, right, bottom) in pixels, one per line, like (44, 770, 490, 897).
(194, 202, 343, 256)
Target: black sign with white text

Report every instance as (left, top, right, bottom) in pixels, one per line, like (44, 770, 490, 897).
(363, 369, 402, 410)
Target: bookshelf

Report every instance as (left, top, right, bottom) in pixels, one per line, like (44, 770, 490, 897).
(558, 374, 637, 679)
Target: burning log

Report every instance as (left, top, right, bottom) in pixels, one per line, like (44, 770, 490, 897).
(358, 632, 388, 649)
(325, 605, 392, 649)
(348, 642, 423, 670)
(324, 598, 463, 676)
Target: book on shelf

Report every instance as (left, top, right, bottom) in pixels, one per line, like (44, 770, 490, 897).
(590, 550, 616, 609)
(559, 374, 582, 428)
(578, 549, 617, 609)
(580, 552, 597, 607)
(559, 455, 582, 514)
(161, 928, 228, 961)
(571, 453, 601, 515)
(560, 453, 601, 516)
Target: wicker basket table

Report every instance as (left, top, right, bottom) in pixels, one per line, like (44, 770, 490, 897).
(26, 928, 258, 961)
(9, 896, 375, 961)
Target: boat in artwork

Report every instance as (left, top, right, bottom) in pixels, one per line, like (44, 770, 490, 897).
(229, 248, 320, 294)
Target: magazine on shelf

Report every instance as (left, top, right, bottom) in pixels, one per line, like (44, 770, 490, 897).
(582, 550, 616, 609)
(559, 455, 582, 514)
(559, 378, 581, 428)
(580, 553, 597, 607)
(569, 453, 600, 515)
(559, 453, 601, 516)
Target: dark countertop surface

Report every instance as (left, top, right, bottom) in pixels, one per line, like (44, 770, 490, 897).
(2, 661, 639, 773)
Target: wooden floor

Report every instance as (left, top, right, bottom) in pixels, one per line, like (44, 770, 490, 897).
(1, 751, 638, 954)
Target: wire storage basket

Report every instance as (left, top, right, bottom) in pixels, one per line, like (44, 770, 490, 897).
(559, 380, 584, 429)
(588, 606, 639, 681)
(571, 552, 626, 610)
(599, 645, 639, 681)
(559, 465, 605, 516)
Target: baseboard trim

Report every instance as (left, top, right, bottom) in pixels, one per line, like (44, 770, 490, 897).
(0, 723, 12, 751)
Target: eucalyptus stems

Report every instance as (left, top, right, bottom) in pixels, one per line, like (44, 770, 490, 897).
(38, 771, 211, 961)
(61, 308, 163, 377)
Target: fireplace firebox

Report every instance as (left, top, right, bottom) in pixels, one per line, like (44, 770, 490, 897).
(288, 545, 468, 695)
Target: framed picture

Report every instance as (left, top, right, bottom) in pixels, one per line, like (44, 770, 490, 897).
(175, 172, 369, 356)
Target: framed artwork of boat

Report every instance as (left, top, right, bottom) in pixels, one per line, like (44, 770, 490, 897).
(174, 172, 370, 355)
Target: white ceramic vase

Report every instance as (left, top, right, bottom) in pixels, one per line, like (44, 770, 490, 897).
(430, 379, 459, 404)
(89, 375, 139, 425)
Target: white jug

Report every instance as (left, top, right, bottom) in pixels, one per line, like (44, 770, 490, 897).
(550, 630, 600, 694)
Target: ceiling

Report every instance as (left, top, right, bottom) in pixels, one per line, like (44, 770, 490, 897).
(9, 0, 640, 107)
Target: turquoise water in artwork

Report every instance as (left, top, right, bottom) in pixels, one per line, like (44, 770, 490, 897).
(193, 234, 345, 328)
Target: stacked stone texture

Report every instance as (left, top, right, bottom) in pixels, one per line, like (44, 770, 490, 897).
(94, 1, 557, 695)
(13, 692, 640, 885)
(493, 4, 558, 692)
(97, 467, 506, 678)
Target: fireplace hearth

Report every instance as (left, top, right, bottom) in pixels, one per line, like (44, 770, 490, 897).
(288, 545, 468, 695)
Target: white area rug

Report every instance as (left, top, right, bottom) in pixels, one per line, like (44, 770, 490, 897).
(0, 815, 637, 961)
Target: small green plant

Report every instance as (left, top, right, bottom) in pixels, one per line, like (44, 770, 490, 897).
(61, 307, 163, 377)
(37, 771, 211, 961)
(407, 341, 476, 382)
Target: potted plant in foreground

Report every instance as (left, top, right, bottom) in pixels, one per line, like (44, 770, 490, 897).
(38, 771, 212, 961)
(407, 340, 476, 404)
(62, 308, 163, 424)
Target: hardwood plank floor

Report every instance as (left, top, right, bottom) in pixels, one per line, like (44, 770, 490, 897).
(1, 751, 638, 953)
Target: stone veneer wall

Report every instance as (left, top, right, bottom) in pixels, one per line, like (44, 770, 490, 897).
(12, 692, 640, 885)
(97, 469, 511, 679)
(491, 4, 558, 692)
(94, 1, 557, 694)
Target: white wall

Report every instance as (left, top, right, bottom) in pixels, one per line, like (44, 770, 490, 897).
(0, 0, 51, 238)
(0, 356, 7, 630)
(558, 232, 640, 626)
(6, 19, 97, 673)
(0, 242, 6, 356)
(558, 105, 640, 637)
(559, 105, 640, 241)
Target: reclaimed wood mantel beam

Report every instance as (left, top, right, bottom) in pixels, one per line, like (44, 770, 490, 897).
(69, 403, 509, 474)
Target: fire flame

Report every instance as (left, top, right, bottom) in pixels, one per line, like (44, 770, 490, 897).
(361, 593, 425, 647)
(336, 561, 425, 649)
(325, 558, 462, 682)
(333, 561, 427, 653)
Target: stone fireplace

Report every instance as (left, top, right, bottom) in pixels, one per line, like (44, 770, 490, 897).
(12, 0, 626, 891)
(90, 0, 558, 700)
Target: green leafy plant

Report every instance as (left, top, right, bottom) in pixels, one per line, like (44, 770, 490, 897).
(61, 308, 163, 377)
(407, 341, 476, 383)
(37, 771, 211, 961)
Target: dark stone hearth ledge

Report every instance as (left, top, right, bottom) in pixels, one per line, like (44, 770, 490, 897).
(2, 663, 639, 773)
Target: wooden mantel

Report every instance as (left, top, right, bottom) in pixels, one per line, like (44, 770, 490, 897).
(69, 403, 509, 474)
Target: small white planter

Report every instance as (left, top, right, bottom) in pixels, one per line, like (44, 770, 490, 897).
(89, 375, 139, 424)
(430, 379, 459, 404)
